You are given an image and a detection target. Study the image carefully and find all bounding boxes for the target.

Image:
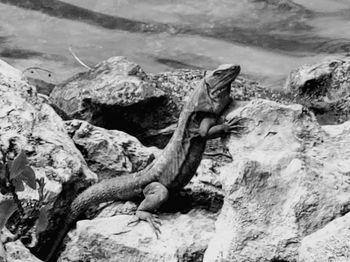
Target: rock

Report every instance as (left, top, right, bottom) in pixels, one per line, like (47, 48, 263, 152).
(298, 212, 350, 262)
(231, 76, 294, 105)
(60, 209, 216, 262)
(49, 56, 166, 138)
(2, 229, 42, 262)
(64, 120, 161, 180)
(3, 230, 42, 262)
(204, 99, 350, 262)
(0, 60, 97, 258)
(184, 158, 224, 213)
(5, 240, 42, 262)
(0, 63, 96, 196)
(285, 56, 350, 124)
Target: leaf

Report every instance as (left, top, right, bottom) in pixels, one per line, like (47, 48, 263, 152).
(0, 199, 17, 230)
(11, 178, 24, 192)
(35, 205, 49, 236)
(16, 167, 36, 190)
(9, 151, 28, 180)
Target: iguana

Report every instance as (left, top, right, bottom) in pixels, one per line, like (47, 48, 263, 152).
(45, 64, 244, 262)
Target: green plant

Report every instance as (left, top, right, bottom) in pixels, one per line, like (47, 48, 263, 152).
(0, 148, 48, 261)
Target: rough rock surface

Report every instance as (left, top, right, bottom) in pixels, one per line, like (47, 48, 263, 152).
(204, 99, 350, 262)
(0, 60, 96, 198)
(285, 56, 350, 124)
(65, 120, 160, 180)
(5, 240, 42, 262)
(50, 58, 205, 148)
(298, 212, 350, 262)
(2, 229, 42, 262)
(49, 56, 166, 135)
(0, 60, 96, 259)
(60, 209, 217, 262)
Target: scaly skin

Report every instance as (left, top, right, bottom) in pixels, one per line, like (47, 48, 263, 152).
(45, 64, 243, 262)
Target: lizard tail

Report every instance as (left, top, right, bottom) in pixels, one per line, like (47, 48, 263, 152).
(44, 213, 75, 262)
(45, 174, 150, 262)
(44, 181, 121, 262)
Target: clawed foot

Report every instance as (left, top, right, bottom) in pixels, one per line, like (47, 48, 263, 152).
(224, 117, 250, 134)
(128, 211, 162, 238)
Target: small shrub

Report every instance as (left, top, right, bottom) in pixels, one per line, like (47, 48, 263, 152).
(0, 148, 48, 260)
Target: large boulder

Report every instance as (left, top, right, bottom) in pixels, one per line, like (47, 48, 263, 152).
(49, 57, 206, 148)
(204, 99, 350, 262)
(2, 229, 42, 262)
(0, 60, 97, 259)
(49, 57, 166, 141)
(0, 61, 96, 198)
(60, 209, 216, 262)
(285, 56, 350, 124)
(299, 212, 350, 262)
(64, 120, 161, 180)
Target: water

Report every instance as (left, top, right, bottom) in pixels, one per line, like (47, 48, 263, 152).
(0, 0, 349, 89)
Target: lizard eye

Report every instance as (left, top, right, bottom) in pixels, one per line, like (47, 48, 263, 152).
(213, 70, 223, 76)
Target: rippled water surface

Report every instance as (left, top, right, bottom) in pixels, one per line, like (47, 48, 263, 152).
(0, 0, 349, 88)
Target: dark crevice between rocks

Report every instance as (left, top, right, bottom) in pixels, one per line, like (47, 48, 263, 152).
(80, 96, 173, 148)
(6, 199, 42, 246)
(49, 103, 72, 121)
(340, 203, 350, 217)
(270, 259, 290, 262)
(177, 248, 206, 262)
(298, 76, 330, 98)
(313, 111, 349, 125)
(31, 176, 93, 260)
(161, 189, 224, 214)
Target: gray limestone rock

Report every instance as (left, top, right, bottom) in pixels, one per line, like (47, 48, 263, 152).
(204, 99, 350, 262)
(49, 56, 166, 137)
(64, 119, 160, 180)
(285, 56, 350, 124)
(0, 59, 96, 260)
(60, 209, 216, 262)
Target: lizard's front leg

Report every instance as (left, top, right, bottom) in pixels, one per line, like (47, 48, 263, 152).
(129, 182, 169, 238)
(198, 116, 248, 139)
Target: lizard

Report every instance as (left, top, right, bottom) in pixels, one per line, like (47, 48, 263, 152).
(45, 64, 244, 262)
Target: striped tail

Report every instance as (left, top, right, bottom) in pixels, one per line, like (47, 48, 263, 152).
(44, 213, 76, 262)
(44, 173, 150, 261)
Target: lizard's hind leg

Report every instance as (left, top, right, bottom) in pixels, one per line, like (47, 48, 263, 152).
(129, 182, 169, 238)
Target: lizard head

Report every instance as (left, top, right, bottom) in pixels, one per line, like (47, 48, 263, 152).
(205, 64, 241, 99)
(192, 64, 240, 115)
